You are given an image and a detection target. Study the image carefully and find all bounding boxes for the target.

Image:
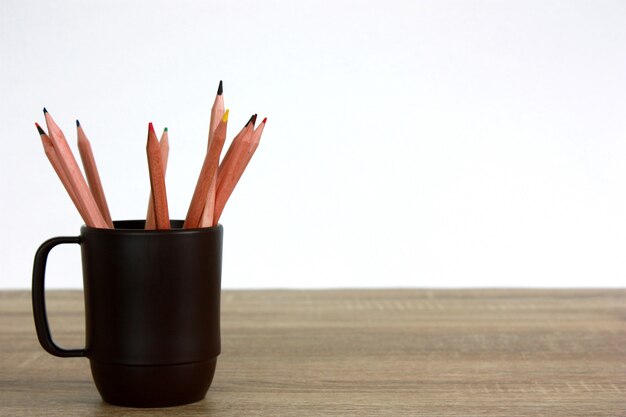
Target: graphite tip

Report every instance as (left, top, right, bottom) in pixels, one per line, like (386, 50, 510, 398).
(217, 80, 223, 95)
(35, 123, 46, 135)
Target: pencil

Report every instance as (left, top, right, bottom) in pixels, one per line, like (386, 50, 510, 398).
(210, 81, 225, 144)
(213, 117, 256, 223)
(76, 120, 114, 228)
(146, 122, 170, 229)
(183, 110, 229, 229)
(201, 114, 254, 226)
(233, 117, 266, 183)
(145, 128, 169, 229)
(43, 109, 108, 228)
(199, 80, 225, 227)
(36, 123, 86, 223)
(218, 114, 257, 186)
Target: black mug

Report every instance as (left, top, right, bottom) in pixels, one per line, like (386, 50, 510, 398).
(32, 220, 223, 407)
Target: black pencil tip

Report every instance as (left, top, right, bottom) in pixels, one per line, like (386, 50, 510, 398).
(217, 80, 223, 95)
(43, 107, 48, 114)
(76, 119, 80, 127)
(245, 114, 256, 127)
(251, 114, 258, 126)
(36, 123, 46, 135)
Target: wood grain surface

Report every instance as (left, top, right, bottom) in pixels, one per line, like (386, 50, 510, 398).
(1, 289, 624, 416)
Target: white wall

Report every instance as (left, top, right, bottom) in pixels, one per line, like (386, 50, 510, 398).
(1, 0, 625, 289)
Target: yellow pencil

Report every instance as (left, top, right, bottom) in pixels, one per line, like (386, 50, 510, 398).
(184, 111, 229, 228)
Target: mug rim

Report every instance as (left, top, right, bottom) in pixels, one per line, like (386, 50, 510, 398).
(80, 220, 223, 235)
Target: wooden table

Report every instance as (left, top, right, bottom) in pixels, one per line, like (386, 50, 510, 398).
(1, 289, 624, 416)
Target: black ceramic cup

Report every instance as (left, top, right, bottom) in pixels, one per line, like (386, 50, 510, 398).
(32, 220, 222, 407)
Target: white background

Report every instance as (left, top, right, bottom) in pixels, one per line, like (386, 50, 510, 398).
(1, 0, 625, 289)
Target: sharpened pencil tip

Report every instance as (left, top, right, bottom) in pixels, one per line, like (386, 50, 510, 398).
(43, 107, 48, 114)
(262, 117, 267, 124)
(222, 109, 229, 123)
(164, 127, 168, 132)
(217, 80, 223, 95)
(35, 123, 46, 135)
(245, 114, 257, 127)
(76, 119, 80, 127)
(149, 122, 155, 133)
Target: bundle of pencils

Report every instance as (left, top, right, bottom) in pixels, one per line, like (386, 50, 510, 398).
(36, 81, 266, 229)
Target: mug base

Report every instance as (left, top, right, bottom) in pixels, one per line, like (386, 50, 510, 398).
(90, 358, 217, 408)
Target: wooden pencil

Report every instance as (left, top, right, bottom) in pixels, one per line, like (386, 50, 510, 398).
(43, 109, 108, 228)
(145, 128, 169, 229)
(199, 165, 218, 227)
(199, 80, 225, 227)
(209, 81, 225, 145)
(76, 120, 114, 228)
(146, 122, 170, 230)
(218, 114, 257, 187)
(195, 114, 254, 226)
(183, 110, 229, 229)
(36, 123, 86, 223)
(232, 117, 266, 184)
(213, 117, 256, 223)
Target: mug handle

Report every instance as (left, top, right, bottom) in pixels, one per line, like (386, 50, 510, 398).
(32, 236, 86, 357)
